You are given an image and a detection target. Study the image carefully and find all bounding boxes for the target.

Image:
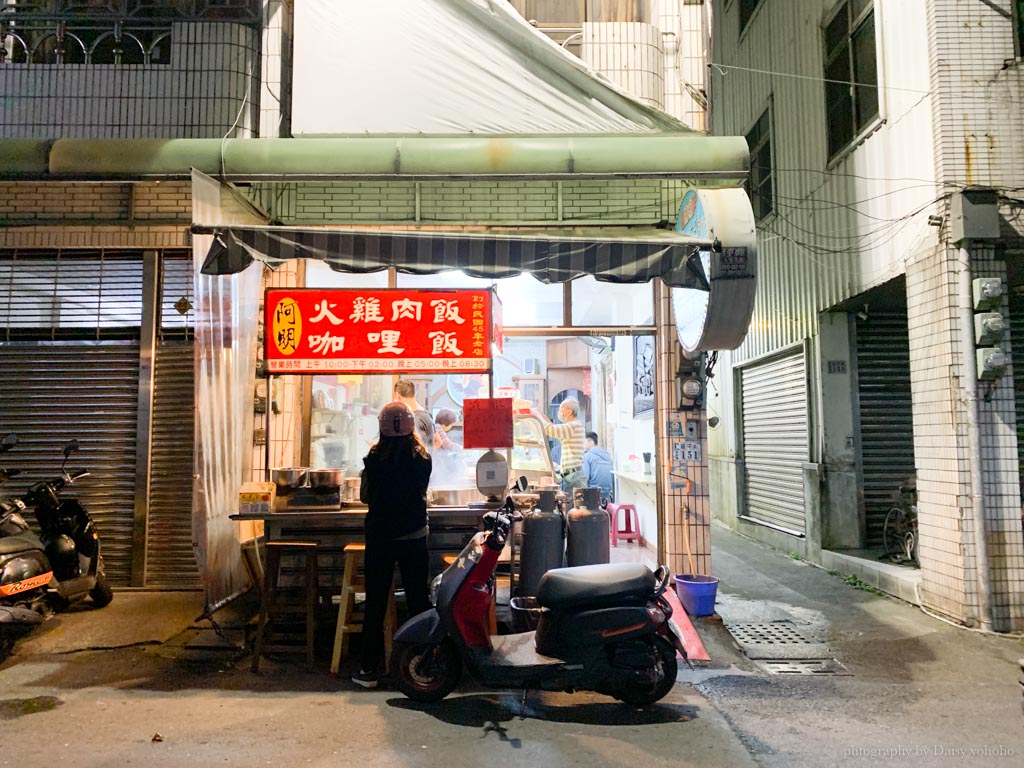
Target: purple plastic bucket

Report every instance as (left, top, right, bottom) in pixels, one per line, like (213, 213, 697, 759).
(674, 574, 719, 617)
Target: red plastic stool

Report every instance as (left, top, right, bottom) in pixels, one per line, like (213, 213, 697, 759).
(607, 503, 640, 546)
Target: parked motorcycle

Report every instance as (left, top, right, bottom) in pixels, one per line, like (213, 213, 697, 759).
(390, 501, 689, 706)
(0, 434, 112, 660)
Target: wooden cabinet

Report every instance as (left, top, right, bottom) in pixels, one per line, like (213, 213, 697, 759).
(546, 338, 590, 368)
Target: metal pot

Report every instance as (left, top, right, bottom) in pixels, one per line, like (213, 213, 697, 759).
(309, 468, 345, 490)
(429, 487, 483, 507)
(272, 467, 307, 495)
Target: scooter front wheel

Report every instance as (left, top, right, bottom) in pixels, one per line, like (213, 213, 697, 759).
(392, 640, 462, 702)
(90, 559, 113, 608)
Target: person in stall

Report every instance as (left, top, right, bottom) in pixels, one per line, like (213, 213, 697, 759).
(583, 431, 614, 507)
(538, 398, 587, 495)
(393, 379, 435, 451)
(353, 402, 432, 689)
(430, 408, 464, 489)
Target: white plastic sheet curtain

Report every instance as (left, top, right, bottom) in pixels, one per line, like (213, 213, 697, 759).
(192, 170, 263, 611)
(292, 0, 690, 135)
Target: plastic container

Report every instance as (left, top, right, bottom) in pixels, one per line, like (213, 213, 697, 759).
(674, 574, 719, 617)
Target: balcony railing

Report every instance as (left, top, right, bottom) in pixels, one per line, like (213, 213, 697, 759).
(0, 1, 260, 65)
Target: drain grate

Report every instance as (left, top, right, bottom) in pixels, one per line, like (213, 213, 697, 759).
(727, 622, 815, 645)
(759, 659, 850, 676)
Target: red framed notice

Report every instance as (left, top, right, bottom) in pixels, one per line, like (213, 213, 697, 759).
(265, 288, 493, 374)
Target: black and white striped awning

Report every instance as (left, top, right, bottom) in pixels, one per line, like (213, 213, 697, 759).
(197, 225, 712, 288)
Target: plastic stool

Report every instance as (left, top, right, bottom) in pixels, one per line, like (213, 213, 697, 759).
(252, 540, 319, 672)
(607, 503, 641, 547)
(330, 543, 396, 674)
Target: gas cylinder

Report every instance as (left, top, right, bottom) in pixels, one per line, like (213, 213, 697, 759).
(566, 487, 610, 567)
(517, 490, 565, 598)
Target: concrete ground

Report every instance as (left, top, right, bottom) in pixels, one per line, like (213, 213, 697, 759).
(1, 524, 1022, 768)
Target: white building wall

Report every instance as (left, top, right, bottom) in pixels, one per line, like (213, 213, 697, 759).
(710, 0, 1024, 629)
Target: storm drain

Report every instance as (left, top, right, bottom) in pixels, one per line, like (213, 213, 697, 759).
(728, 622, 815, 646)
(725, 621, 834, 662)
(758, 659, 850, 676)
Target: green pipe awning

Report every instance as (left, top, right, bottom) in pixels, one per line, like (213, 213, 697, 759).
(0, 135, 749, 183)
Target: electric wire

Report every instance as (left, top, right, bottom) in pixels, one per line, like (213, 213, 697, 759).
(708, 61, 932, 94)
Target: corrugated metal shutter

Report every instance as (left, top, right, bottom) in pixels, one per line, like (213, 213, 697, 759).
(1009, 293, 1024, 484)
(855, 312, 916, 547)
(145, 341, 199, 587)
(0, 343, 140, 585)
(742, 349, 808, 535)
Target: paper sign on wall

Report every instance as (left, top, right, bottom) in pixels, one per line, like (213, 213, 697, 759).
(463, 398, 514, 449)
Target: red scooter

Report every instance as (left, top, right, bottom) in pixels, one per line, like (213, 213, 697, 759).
(390, 502, 689, 706)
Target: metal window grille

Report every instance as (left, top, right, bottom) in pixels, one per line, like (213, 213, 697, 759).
(0, 250, 144, 341)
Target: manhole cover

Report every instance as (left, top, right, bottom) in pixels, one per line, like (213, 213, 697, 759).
(759, 659, 850, 676)
(728, 622, 814, 645)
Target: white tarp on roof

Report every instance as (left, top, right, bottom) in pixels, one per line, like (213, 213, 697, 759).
(292, 0, 691, 135)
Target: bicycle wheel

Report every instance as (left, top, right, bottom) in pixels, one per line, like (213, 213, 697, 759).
(883, 506, 911, 562)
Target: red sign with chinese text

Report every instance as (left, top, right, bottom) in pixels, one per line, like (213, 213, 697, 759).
(462, 398, 514, 449)
(265, 289, 492, 374)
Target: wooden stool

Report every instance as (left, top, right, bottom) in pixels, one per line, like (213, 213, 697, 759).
(330, 543, 396, 674)
(607, 503, 641, 546)
(251, 540, 319, 672)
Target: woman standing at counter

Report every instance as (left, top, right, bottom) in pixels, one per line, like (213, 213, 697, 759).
(353, 402, 432, 689)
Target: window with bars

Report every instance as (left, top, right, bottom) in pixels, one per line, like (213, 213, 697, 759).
(745, 107, 774, 222)
(823, 0, 879, 160)
(0, 251, 144, 341)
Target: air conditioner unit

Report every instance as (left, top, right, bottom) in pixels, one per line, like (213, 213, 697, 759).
(524, 358, 541, 375)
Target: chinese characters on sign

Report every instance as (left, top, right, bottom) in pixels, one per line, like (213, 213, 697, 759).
(265, 289, 493, 374)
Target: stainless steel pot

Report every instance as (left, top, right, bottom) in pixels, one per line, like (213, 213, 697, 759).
(429, 487, 483, 506)
(272, 467, 307, 494)
(309, 468, 345, 490)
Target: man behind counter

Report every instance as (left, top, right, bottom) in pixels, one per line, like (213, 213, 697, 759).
(583, 431, 614, 506)
(393, 379, 435, 451)
(539, 397, 587, 495)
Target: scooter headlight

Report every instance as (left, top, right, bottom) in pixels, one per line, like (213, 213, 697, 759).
(430, 572, 443, 606)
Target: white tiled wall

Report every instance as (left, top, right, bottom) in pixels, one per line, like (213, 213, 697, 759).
(582, 22, 666, 109)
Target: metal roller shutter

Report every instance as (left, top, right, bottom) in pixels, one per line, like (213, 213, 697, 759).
(1009, 293, 1024, 489)
(145, 341, 199, 587)
(855, 312, 916, 547)
(0, 343, 140, 585)
(742, 350, 809, 535)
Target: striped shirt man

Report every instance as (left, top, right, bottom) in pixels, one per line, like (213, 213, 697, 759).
(542, 398, 587, 492)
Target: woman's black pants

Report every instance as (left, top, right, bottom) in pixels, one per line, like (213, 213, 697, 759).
(359, 535, 431, 673)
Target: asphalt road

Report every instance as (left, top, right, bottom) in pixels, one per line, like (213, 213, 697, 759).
(1, 526, 1022, 768)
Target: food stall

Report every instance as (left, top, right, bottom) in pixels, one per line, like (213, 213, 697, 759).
(229, 285, 567, 597)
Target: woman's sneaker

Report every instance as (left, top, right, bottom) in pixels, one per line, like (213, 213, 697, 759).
(352, 669, 380, 689)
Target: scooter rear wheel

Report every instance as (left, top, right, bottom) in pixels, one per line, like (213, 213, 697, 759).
(392, 640, 462, 702)
(615, 636, 678, 707)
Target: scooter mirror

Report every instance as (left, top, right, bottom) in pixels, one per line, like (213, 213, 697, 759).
(0, 433, 18, 453)
(517, 475, 528, 493)
(63, 439, 80, 457)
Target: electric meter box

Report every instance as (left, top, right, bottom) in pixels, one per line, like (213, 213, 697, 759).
(951, 188, 999, 244)
(977, 348, 1007, 381)
(972, 277, 1004, 311)
(974, 312, 1006, 345)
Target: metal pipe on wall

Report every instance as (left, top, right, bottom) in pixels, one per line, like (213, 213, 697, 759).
(958, 241, 993, 632)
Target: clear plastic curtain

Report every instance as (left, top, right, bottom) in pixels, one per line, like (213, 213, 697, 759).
(192, 170, 263, 611)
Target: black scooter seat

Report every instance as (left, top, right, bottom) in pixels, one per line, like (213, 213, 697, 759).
(0, 536, 39, 556)
(537, 563, 652, 609)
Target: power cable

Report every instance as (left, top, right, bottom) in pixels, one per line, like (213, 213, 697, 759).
(708, 61, 932, 95)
